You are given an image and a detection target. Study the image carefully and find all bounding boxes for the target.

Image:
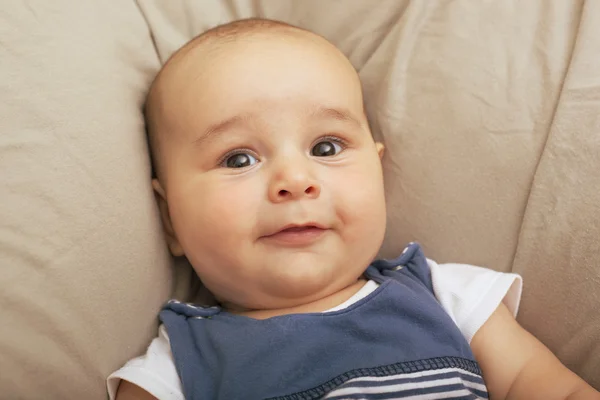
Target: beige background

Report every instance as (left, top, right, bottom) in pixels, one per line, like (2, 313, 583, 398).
(1, 1, 598, 398)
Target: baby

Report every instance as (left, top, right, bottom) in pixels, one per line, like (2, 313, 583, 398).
(108, 18, 599, 400)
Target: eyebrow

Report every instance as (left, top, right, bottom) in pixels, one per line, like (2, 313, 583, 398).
(309, 106, 364, 129)
(193, 114, 253, 146)
(192, 105, 364, 146)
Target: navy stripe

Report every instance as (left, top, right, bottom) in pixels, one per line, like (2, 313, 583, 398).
(471, 387, 489, 399)
(329, 377, 488, 400)
(328, 394, 478, 400)
(327, 393, 478, 400)
(326, 383, 482, 400)
(267, 357, 483, 400)
(459, 372, 486, 385)
(331, 370, 485, 389)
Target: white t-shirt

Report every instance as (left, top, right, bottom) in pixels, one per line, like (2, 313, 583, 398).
(107, 260, 522, 400)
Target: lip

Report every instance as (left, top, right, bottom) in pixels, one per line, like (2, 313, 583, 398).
(261, 223, 329, 247)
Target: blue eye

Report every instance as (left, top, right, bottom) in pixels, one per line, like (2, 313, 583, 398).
(311, 139, 344, 157)
(224, 153, 258, 168)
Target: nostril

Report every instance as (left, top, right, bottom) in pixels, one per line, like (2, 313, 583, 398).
(278, 189, 289, 197)
(305, 186, 315, 195)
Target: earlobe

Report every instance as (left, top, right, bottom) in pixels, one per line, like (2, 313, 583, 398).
(375, 142, 385, 160)
(152, 179, 166, 200)
(152, 179, 185, 257)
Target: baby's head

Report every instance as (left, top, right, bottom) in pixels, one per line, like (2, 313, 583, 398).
(145, 18, 387, 313)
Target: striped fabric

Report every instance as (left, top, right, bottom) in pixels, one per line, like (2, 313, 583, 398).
(323, 368, 487, 400)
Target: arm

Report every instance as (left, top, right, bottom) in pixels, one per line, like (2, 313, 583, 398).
(115, 381, 158, 400)
(471, 302, 600, 400)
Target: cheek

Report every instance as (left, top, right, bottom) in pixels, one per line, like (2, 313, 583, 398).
(169, 176, 263, 247)
(332, 161, 387, 240)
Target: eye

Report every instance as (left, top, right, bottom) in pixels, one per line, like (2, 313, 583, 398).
(311, 138, 344, 157)
(223, 152, 258, 169)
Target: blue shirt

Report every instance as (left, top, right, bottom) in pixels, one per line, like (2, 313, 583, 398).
(160, 243, 488, 399)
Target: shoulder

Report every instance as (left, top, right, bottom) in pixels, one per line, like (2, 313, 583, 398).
(428, 258, 522, 343)
(107, 325, 184, 400)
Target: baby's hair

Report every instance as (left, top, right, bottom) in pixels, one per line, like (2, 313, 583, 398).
(144, 18, 310, 181)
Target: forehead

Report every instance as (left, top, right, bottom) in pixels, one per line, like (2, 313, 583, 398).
(154, 32, 364, 133)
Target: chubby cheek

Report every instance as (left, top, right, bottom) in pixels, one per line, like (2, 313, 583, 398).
(169, 176, 262, 261)
(333, 162, 387, 251)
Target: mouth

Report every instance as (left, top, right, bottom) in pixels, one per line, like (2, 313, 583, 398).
(277, 223, 327, 233)
(262, 223, 329, 246)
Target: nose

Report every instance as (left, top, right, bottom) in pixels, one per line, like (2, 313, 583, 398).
(268, 160, 321, 203)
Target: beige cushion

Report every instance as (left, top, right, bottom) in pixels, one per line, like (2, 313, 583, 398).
(512, 0, 600, 382)
(1, 0, 599, 398)
(0, 1, 194, 398)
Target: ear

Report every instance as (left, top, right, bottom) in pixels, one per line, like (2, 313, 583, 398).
(152, 179, 184, 257)
(375, 142, 385, 160)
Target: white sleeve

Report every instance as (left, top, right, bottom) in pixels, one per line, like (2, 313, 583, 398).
(106, 325, 184, 400)
(428, 259, 522, 344)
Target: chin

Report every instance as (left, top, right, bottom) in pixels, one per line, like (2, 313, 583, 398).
(266, 263, 353, 302)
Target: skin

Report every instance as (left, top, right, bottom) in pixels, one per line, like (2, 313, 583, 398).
(150, 29, 387, 316)
(117, 25, 600, 400)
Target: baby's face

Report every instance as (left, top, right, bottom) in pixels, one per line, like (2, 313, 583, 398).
(153, 31, 386, 312)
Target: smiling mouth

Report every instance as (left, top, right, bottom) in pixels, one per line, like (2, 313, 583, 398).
(280, 226, 320, 233)
(262, 224, 328, 246)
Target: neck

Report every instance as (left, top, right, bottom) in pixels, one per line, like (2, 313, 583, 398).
(225, 278, 368, 320)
